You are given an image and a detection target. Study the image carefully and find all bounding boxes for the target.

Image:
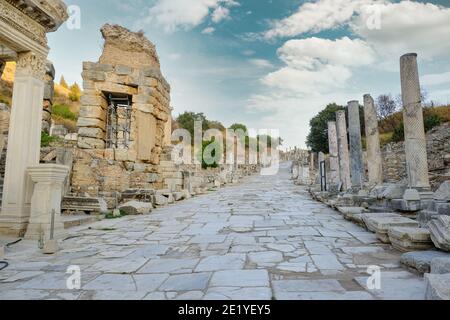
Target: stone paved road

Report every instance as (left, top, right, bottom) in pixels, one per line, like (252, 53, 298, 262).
(0, 162, 426, 300)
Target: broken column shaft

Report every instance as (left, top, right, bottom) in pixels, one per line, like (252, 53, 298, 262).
(400, 53, 430, 190)
(363, 94, 383, 185)
(348, 101, 365, 190)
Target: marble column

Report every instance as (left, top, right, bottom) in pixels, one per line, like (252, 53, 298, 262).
(327, 121, 340, 187)
(24, 164, 69, 240)
(363, 94, 383, 185)
(0, 52, 46, 237)
(318, 151, 326, 190)
(336, 110, 352, 191)
(400, 53, 430, 190)
(348, 101, 365, 189)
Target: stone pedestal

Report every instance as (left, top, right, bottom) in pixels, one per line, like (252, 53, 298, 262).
(0, 52, 46, 237)
(363, 94, 383, 185)
(400, 53, 430, 190)
(24, 164, 69, 241)
(327, 121, 340, 188)
(336, 110, 351, 191)
(347, 101, 365, 190)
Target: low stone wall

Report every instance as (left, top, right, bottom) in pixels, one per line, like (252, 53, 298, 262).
(381, 122, 450, 190)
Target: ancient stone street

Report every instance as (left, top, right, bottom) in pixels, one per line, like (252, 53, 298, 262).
(0, 163, 426, 300)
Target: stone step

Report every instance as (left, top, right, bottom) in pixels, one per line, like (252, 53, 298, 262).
(62, 214, 102, 229)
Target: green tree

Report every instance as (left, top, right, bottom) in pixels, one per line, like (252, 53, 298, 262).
(176, 112, 207, 140)
(176, 111, 226, 144)
(68, 82, 81, 101)
(60, 76, 68, 89)
(306, 103, 344, 153)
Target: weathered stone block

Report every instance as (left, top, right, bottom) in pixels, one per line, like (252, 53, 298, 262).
(401, 250, 450, 273)
(78, 127, 105, 139)
(434, 181, 450, 202)
(118, 201, 153, 215)
(115, 65, 133, 75)
(428, 216, 450, 252)
(79, 106, 106, 121)
(363, 215, 419, 243)
(388, 227, 433, 252)
(96, 81, 137, 95)
(425, 273, 450, 300)
(78, 137, 105, 149)
(80, 95, 105, 106)
(141, 66, 161, 78)
(431, 257, 450, 274)
(82, 70, 106, 82)
(77, 117, 106, 131)
(133, 94, 151, 104)
(153, 194, 168, 206)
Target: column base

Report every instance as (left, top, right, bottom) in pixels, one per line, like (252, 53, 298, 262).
(0, 215, 29, 238)
(24, 221, 66, 241)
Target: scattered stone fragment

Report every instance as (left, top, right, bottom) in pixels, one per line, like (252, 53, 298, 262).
(425, 273, 450, 300)
(428, 216, 450, 252)
(400, 251, 450, 273)
(388, 227, 434, 252)
(430, 257, 450, 274)
(363, 215, 418, 243)
(118, 201, 153, 215)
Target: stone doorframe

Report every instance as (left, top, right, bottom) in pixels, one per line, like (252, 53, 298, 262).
(0, 0, 68, 237)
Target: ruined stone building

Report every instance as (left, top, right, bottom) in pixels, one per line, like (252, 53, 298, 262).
(71, 24, 174, 197)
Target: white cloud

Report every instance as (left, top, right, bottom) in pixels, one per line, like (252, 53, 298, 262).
(262, 37, 375, 94)
(202, 27, 216, 34)
(212, 6, 230, 23)
(242, 50, 255, 56)
(248, 59, 274, 68)
(168, 53, 181, 60)
(264, 0, 450, 60)
(140, 0, 239, 33)
(264, 0, 381, 39)
(422, 71, 450, 86)
(351, 1, 450, 59)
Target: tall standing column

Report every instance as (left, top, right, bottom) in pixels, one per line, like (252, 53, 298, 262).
(327, 121, 340, 188)
(363, 94, 383, 185)
(400, 53, 430, 190)
(336, 110, 351, 191)
(348, 101, 365, 190)
(0, 52, 46, 237)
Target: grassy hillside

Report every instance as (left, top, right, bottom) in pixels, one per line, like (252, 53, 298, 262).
(378, 105, 450, 146)
(1, 62, 80, 132)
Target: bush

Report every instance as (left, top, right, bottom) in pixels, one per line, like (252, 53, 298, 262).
(424, 114, 442, 132)
(41, 131, 61, 147)
(52, 104, 78, 121)
(392, 122, 405, 143)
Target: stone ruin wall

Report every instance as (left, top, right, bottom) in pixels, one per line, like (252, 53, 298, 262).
(71, 24, 172, 196)
(381, 122, 450, 190)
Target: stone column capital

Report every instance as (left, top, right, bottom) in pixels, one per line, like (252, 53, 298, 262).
(15, 51, 47, 79)
(27, 164, 69, 183)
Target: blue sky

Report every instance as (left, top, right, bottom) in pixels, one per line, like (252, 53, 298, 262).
(48, 0, 450, 148)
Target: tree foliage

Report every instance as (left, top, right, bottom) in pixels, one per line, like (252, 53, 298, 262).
(306, 103, 344, 153)
(68, 82, 81, 101)
(60, 76, 68, 89)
